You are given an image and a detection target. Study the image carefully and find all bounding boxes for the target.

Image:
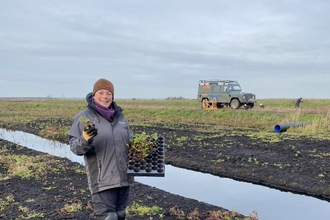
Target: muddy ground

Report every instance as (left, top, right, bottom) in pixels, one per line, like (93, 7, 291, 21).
(1, 122, 330, 219)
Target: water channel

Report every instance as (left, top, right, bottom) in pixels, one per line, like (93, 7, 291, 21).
(1, 128, 330, 220)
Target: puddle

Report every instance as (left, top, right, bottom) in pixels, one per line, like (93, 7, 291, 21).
(1, 128, 330, 220)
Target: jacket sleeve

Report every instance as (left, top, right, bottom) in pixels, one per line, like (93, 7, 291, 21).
(68, 114, 94, 156)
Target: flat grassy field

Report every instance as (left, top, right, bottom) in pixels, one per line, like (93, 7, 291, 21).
(0, 98, 330, 142)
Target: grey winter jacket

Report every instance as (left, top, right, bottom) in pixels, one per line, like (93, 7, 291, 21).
(69, 93, 134, 195)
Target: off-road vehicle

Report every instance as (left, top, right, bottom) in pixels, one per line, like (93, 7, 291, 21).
(197, 79, 257, 109)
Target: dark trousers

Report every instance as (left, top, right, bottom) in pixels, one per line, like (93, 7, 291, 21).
(92, 186, 130, 216)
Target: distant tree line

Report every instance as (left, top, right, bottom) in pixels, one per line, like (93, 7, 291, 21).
(166, 96, 186, 100)
(130, 96, 189, 100)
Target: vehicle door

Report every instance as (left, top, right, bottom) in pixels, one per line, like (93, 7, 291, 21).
(210, 84, 221, 101)
(218, 85, 230, 103)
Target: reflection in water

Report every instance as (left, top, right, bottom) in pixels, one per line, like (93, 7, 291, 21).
(1, 128, 330, 220)
(0, 128, 84, 164)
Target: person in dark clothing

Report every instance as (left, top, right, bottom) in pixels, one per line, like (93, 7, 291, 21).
(69, 78, 133, 220)
(295, 97, 303, 108)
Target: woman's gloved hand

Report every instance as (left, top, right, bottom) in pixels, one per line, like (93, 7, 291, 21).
(82, 124, 98, 143)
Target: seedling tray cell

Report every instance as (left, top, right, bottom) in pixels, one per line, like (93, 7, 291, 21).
(127, 136, 165, 177)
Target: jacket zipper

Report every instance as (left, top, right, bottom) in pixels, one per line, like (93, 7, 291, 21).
(111, 122, 122, 186)
(98, 159, 101, 181)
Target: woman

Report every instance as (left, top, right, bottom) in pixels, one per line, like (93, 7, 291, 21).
(69, 78, 133, 220)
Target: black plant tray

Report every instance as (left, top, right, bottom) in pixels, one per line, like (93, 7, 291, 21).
(127, 136, 165, 177)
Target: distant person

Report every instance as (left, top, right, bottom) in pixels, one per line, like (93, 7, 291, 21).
(69, 78, 133, 220)
(295, 97, 303, 108)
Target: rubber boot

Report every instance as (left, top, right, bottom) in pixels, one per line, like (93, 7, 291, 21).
(104, 212, 118, 220)
(117, 210, 126, 220)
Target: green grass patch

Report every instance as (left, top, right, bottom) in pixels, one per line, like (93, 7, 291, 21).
(1, 98, 330, 141)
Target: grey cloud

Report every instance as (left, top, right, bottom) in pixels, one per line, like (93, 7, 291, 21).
(0, 0, 330, 98)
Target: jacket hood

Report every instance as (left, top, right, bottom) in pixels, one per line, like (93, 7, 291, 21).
(85, 92, 123, 120)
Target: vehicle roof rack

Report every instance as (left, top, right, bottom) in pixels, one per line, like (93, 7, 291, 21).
(198, 79, 238, 84)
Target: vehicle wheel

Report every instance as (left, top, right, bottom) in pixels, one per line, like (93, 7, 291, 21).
(230, 99, 240, 109)
(248, 103, 254, 109)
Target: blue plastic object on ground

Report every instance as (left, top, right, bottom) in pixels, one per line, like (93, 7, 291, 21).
(274, 122, 310, 133)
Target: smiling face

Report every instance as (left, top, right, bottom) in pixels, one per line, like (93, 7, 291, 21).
(93, 89, 113, 108)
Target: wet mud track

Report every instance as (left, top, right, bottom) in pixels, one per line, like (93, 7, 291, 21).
(132, 124, 330, 202)
(1, 122, 330, 219)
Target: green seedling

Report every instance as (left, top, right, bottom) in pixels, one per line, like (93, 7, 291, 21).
(128, 132, 158, 162)
(79, 116, 98, 128)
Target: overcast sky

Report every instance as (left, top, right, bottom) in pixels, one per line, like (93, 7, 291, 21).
(1, 0, 329, 99)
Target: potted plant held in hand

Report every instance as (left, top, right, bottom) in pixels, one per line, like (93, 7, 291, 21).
(78, 116, 99, 143)
(79, 116, 99, 128)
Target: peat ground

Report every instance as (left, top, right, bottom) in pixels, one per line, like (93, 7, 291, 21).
(1, 121, 330, 219)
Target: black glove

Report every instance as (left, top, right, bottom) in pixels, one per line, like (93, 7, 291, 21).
(82, 124, 98, 143)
